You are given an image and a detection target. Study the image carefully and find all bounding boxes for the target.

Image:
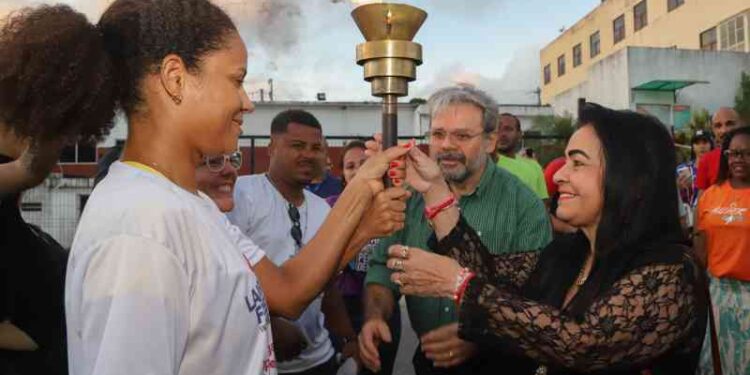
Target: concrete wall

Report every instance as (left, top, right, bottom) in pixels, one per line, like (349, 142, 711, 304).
(627, 47, 750, 113)
(550, 47, 632, 115)
(101, 101, 554, 147)
(101, 101, 424, 148)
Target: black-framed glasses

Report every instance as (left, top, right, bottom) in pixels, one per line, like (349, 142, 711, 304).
(288, 203, 302, 249)
(724, 149, 750, 161)
(204, 151, 242, 173)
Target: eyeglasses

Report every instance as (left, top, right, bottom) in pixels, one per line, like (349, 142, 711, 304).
(204, 151, 242, 173)
(724, 149, 750, 161)
(426, 129, 485, 144)
(288, 203, 302, 249)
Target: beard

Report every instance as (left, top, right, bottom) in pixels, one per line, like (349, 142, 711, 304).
(436, 151, 472, 183)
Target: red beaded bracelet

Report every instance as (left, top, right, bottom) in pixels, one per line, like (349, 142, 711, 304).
(452, 268, 476, 306)
(424, 194, 457, 220)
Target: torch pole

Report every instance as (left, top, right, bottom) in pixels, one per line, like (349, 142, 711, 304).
(382, 95, 398, 149)
(382, 95, 398, 187)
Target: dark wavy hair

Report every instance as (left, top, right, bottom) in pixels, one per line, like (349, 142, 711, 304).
(583, 103, 685, 259)
(717, 126, 750, 184)
(0, 5, 116, 143)
(0, 0, 238, 145)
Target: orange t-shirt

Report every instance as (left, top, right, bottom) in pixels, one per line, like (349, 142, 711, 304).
(697, 182, 750, 280)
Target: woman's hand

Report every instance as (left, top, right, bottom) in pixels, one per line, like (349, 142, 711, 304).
(385, 245, 462, 298)
(350, 141, 411, 196)
(355, 187, 410, 239)
(365, 134, 449, 197)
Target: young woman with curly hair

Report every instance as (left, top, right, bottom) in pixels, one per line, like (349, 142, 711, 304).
(0, 5, 116, 196)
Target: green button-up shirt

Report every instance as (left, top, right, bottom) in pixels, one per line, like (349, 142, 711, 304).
(365, 162, 552, 336)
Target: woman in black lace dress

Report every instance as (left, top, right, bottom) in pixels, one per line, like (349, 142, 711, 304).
(382, 104, 706, 374)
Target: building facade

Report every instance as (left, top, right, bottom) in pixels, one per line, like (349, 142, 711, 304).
(540, 0, 750, 105)
(550, 46, 750, 127)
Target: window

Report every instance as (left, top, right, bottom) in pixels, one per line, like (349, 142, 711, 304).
(59, 142, 97, 163)
(557, 55, 566, 77)
(613, 14, 626, 44)
(590, 31, 601, 57)
(720, 14, 746, 52)
(573, 43, 582, 67)
(700, 27, 717, 51)
(668, 0, 684, 12)
(634, 1, 647, 31)
(543, 64, 551, 84)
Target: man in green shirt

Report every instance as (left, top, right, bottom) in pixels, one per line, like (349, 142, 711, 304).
(359, 86, 552, 375)
(496, 113, 549, 201)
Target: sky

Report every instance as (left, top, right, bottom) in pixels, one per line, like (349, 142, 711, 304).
(0, 0, 601, 104)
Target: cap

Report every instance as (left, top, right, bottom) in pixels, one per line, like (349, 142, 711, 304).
(691, 130, 712, 144)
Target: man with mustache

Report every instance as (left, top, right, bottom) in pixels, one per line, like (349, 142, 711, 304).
(360, 86, 551, 375)
(228, 110, 359, 375)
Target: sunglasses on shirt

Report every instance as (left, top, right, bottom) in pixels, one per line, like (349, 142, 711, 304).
(288, 203, 302, 249)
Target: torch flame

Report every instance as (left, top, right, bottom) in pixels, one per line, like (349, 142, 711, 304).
(385, 9, 392, 36)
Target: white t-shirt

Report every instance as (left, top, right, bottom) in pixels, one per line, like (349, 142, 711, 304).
(66, 162, 276, 375)
(227, 174, 334, 373)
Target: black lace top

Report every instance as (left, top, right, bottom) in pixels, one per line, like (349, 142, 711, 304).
(430, 217, 706, 375)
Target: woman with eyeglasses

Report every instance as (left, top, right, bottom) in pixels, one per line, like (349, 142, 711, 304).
(695, 126, 750, 375)
(0, 1, 412, 374)
(195, 151, 243, 212)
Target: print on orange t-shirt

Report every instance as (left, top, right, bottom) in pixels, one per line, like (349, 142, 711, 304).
(697, 181, 750, 281)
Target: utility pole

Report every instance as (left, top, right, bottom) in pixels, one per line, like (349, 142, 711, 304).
(268, 78, 274, 102)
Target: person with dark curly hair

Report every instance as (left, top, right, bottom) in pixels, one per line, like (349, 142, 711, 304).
(0, 5, 116, 374)
(0, 1, 413, 375)
(0, 5, 116, 197)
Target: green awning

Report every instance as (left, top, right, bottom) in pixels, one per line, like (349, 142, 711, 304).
(632, 80, 709, 91)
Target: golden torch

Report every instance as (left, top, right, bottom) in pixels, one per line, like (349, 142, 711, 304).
(351, 2, 427, 151)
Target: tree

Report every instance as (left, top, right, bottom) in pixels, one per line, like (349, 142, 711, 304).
(735, 71, 750, 125)
(527, 114, 575, 166)
(530, 113, 575, 139)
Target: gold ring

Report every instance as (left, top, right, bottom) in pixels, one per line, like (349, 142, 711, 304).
(401, 245, 409, 259)
(394, 276, 403, 286)
(395, 259, 404, 271)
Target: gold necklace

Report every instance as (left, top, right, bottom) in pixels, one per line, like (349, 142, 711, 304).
(575, 256, 592, 287)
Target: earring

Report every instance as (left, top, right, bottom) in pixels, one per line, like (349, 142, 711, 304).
(171, 94, 182, 105)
